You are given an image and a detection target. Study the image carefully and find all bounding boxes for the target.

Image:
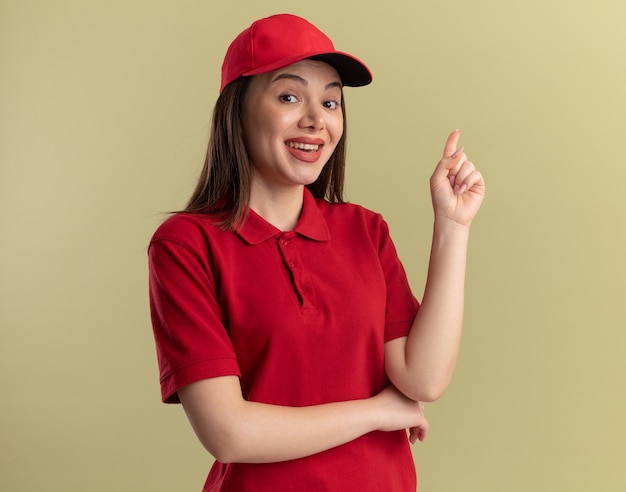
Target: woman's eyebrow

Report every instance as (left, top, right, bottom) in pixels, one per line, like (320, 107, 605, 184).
(326, 80, 343, 90)
(271, 73, 343, 90)
(272, 73, 307, 85)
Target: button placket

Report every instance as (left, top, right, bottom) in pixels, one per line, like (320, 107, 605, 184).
(279, 233, 295, 269)
(277, 233, 316, 312)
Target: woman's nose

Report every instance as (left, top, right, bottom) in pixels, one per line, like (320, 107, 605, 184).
(298, 103, 324, 131)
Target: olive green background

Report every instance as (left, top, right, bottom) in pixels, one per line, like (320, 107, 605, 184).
(2, 0, 625, 490)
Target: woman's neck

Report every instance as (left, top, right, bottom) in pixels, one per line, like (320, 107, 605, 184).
(248, 184, 305, 232)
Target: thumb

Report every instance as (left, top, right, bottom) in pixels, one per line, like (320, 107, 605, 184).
(442, 129, 461, 158)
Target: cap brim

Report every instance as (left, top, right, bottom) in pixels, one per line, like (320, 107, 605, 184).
(241, 51, 372, 88)
(309, 52, 372, 87)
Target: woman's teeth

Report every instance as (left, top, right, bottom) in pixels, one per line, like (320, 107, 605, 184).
(287, 142, 320, 151)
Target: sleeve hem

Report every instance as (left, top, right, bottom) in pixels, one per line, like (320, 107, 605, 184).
(160, 357, 241, 404)
(384, 319, 414, 343)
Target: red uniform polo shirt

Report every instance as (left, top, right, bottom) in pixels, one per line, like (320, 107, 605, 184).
(149, 188, 420, 491)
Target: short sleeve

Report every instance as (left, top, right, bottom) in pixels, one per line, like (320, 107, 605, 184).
(376, 218, 420, 342)
(148, 218, 241, 403)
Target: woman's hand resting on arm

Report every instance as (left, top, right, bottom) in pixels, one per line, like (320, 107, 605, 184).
(178, 376, 429, 464)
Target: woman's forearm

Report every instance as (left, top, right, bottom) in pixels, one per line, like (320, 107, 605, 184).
(386, 218, 470, 402)
(179, 376, 426, 464)
(196, 392, 378, 464)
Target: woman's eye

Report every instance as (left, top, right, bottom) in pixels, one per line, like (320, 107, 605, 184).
(324, 100, 339, 110)
(280, 94, 298, 103)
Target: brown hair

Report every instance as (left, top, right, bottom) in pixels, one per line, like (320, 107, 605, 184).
(183, 75, 348, 229)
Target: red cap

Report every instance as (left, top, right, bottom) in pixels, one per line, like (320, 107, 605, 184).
(220, 14, 372, 92)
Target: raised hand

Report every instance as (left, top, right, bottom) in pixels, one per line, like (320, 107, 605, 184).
(429, 130, 485, 228)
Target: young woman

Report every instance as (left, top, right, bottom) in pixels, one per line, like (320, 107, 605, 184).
(148, 13, 485, 491)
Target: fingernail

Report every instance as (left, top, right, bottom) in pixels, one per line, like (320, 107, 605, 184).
(451, 146, 464, 158)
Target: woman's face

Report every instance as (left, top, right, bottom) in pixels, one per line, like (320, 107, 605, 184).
(242, 59, 344, 194)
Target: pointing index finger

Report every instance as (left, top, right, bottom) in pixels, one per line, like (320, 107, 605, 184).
(443, 129, 461, 158)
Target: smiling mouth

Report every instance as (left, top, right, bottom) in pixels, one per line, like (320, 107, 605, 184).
(286, 141, 321, 152)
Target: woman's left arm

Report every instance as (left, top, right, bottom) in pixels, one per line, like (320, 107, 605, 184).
(385, 129, 486, 402)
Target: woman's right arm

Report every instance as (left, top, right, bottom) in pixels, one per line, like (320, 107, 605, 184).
(178, 376, 428, 464)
